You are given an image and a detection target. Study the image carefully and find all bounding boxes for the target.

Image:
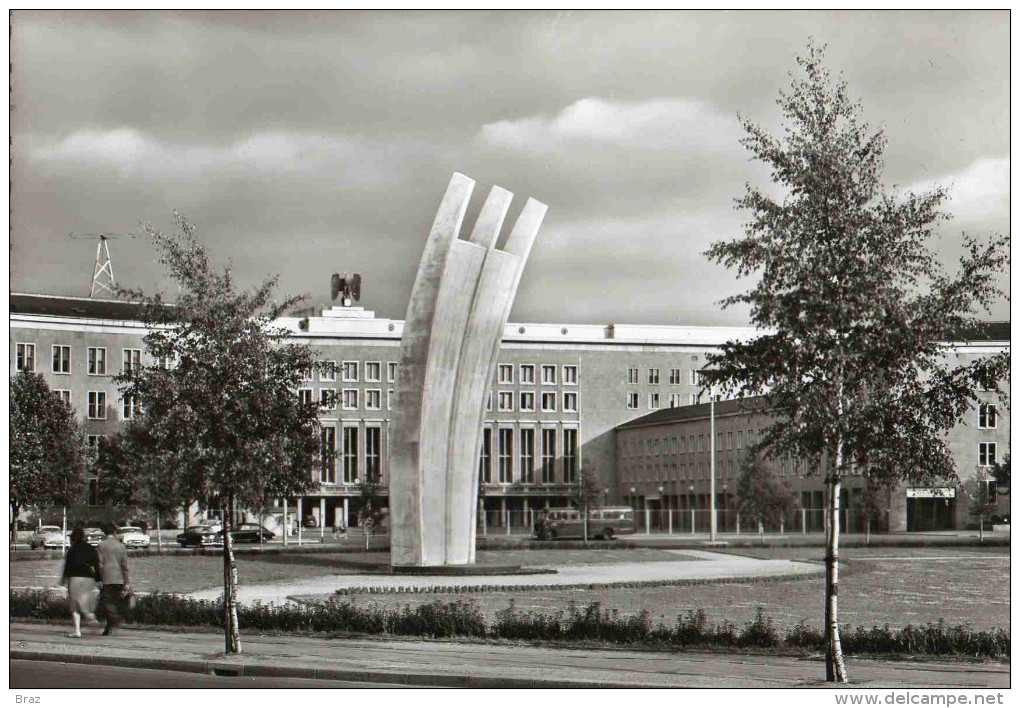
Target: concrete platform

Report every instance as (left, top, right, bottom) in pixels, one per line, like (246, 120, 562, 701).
(187, 550, 823, 605)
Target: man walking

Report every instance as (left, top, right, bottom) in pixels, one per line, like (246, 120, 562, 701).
(96, 522, 130, 636)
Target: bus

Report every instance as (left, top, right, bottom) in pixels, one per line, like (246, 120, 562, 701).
(533, 506, 636, 541)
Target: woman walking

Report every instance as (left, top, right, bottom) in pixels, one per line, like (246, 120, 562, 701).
(61, 526, 100, 637)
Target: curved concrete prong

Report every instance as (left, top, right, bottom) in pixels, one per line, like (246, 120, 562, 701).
(503, 198, 548, 261)
(467, 186, 513, 250)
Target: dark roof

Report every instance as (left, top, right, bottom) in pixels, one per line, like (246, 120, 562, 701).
(10, 293, 148, 321)
(617, 396, 768, 431)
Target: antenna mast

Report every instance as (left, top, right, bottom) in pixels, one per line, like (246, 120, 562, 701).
(89, 235, 117, 298)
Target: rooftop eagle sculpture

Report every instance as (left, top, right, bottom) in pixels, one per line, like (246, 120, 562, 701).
(330, 272, 362, 305)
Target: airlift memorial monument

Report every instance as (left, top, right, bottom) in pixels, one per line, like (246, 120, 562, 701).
(389, 173, 547, 567)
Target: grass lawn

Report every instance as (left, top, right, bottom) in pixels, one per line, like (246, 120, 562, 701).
(8, 547, 683, 594)
(314, 547, 1011, 633)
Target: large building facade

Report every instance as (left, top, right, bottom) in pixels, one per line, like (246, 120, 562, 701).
(10, 293, 1009, 533)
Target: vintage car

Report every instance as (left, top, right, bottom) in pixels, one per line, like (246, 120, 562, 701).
(176, 525, 223, 548)
(116, 526, 151, 549)
(216, 523, 275, 544)
(29, 526, 66, 550)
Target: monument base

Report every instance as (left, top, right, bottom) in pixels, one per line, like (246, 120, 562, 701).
(335, 558, 555, 576)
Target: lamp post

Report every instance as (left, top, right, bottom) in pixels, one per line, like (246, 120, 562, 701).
(709, 387, 717, 541)
(688, 484, 696, 534)
(629, 486, 636, 509)
(658, 485, 665, 533)
(604, 488, 610, 505)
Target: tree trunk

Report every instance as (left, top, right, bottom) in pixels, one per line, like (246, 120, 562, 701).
(258, 509, 264, 553)
(865, 517, 870, 546)
(156, 510, 162, 552)
(825, 474, 848, 682)
(583, 503, 589, 546)
(62, 507, 67, 556)
(979, 518, 984, 542)
(222, 496, 241, 654)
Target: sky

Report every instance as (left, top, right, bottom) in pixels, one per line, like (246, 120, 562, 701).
(9, 10, 1010, 326)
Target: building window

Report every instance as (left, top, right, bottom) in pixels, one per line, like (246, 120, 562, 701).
(87, 347, 106, 375)
(366, 427, 381, 481)
(342, 389, 359, 410)
(498, 391, 514, 412)
(737, 430, 745, 449)
(319, 388, 337, 410)
(979, 442, 997, 467)
(627, 367, 639, 384)
(648, 393, 660, 410)
(298, 389, 313, 406)
(727, 431, 734, 450)
(122, 394, 139, 420)
(87, 391, 107, 419)
(320, 426, 336, 484)
(669, 368, 681, 385)
(15, 343, 36, 372)
(343, 427, 358, 483)
(498, 428, 514, 484)
(498, 364, 514, 384)
(365, 362, 381, 382)
(479, 427, 492, 483)
(627, 393, 639, 409)
(648, 368, 660, 385)
(320, 360, 337, 382)
(689, 369, 700, 386)
(54, 390, 71, 406)
(122, 350, 142, 377)
(520, 364, 535, 384)
(520, 428, 535, 484)
(979, 403, 998, 429)
(541, 392, 557, 412)
(563, 429, 577, 484)
(666, 393, 681, 408)
(365, 389, 382, 410)
(541, 365, 556, 385)
(387, 362, 398, 383)
(52, 345, 71, 374)
(563, 365, 578, 385)
(87, 478, 101, 507)
(563, 391, 578, 412)
(541, 428, 556, 484)
(520, 391, 535, 412)
(157, 354, 175, 369)
(387, 389, 394, 411)
(698, 434, 705, 453)
(341, 361, 359, 382)
(688, 394, 698, 406)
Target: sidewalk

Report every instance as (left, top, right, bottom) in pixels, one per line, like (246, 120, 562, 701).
(9, 621, 1008, 688)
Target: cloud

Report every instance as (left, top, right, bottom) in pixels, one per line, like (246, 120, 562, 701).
(476, 96, 742, 153)
(899, 157, 1009, 223)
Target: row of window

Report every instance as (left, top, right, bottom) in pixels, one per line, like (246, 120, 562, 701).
(627, 392, 699, 410)
(318, 426, 382, 485)
(299, 388, 390, 411)
(478, 427, 579, 485)
(59, 390, 139, 421)
(306, 361, 394, 384)
(497, 364, 577, 386)
(628, 367, 703, 386)
(14, 344, 162, 376)
(623, 429, 764, 457)
(495, 390, 578, 413)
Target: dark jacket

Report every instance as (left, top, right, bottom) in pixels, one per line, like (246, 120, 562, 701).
(61, 542, 100, 581)
(97, 535, 130, 585)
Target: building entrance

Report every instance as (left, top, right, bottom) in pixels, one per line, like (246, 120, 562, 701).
(907, 497, 956, 531)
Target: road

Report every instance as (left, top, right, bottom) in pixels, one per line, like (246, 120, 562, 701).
(10, 660, 416, 688)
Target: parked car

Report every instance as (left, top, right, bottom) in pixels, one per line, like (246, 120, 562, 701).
(29, 525, 66, 550)
(116, 526, 151, 549)
(216, 523, 275, 544)
(176, 525, 222, 548)
(534, 507, 636, 541)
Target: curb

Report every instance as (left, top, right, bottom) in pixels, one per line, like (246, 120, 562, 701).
(9, 649, 650, 688)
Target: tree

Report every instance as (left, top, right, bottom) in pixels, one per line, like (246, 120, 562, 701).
(351, 473, 386, 551)
(91, 424, 185, 551)
(990, 453, 1010, 493)
(570, 463, 603, 545)
(735, 449, 797, 542)
(966, 467, 998, 541)
(859, 475, 887, 546)
(10, 372, 88, 546)
(701, 44, 1010, 682)
(116, 212, 323, 654)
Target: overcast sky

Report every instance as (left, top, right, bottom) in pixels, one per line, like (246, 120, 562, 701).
(10, 10, 1010, 326)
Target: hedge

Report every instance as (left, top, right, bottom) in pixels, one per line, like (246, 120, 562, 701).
(10, 589, 1009, 659)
